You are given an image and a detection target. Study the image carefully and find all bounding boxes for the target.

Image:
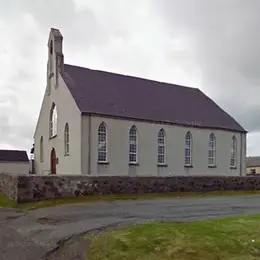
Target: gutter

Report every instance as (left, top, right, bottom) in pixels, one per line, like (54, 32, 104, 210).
(87, 114, 92, 175)
(239, 132, 246, 176)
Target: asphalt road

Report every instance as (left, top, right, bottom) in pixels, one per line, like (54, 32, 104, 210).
(1, 194, 260, 259)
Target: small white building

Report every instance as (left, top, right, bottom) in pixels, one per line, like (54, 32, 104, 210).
(0, 150, 29, 175)
(33, 28, 247, 176)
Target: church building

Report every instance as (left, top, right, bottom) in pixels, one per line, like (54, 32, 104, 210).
(33, 28, 247, 176)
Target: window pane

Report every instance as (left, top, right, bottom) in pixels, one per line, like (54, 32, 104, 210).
(208, 158, 213, 165)
(129, 144, 136, 153)
(158, 154, 165, 164)
(129, 127, 137, 142)
(129, 153, 136, 162)
(185, 148, 190, 157)
(185, 141, 190, 147)
(208, 150, 214, 158)
(185, 157, 191, 165)
(129, 140, 136, 145)
(158, 138, 164, 145)
(158, 146, 165, 155)
(185, 134, 191, 143)
(230, 158, 235, 166)
(98, 133, 106, 142)
(98, 151, 106, 162)
(129, 134, 136, 141)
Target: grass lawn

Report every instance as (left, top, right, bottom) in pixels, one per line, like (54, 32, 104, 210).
(86, 214, 260, 260)
(1, 190, 260, 210)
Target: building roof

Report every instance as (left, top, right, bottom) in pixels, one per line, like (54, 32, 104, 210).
(0, 150, 29, 163)
(62, 64, 246, 133)
(246, 156, 260, 167)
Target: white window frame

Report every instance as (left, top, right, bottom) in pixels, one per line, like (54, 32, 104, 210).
(97, 122, 107, 163)
(230, 135, 237, 168)
(64, 123, 69, 156)
(184, 132, 192, 166)
(129, 125, 138, 164)
(208, 133, 216, 167)
(158, 129, 166, 165)
(40, 136, 44, 162)
(50, 103, 58, 138)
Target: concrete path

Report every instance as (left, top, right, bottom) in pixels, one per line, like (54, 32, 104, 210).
(1, 195, 260, 259)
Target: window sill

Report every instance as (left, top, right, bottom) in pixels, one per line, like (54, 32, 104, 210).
(97, 161, 109, 165)
(184, 164, 193, 168)
(157, 164, 168, 168)
(208, 165, 217, 168)
(129, 162, 139, 166)
(49, 134, 57, 140)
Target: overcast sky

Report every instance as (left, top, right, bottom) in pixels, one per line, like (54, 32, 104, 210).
(0, 0, 259, 156)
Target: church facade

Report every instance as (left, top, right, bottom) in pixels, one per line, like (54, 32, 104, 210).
(33, 28, 247, 176)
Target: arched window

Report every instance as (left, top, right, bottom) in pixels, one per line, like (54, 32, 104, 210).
(40, 136, 44, 162)
(50, 103, 57, 137)
(185, 132, 192, 166)
(230, 136, 237, 168)
(129, 125, 138, 163)
(208, 133, 216, 166)
(98, 122, 107, 162)
(158, 129, 166, 165)
(64, 123, 69, 156)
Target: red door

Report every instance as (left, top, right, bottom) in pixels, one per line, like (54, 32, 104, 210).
(50, 148, 56, 174)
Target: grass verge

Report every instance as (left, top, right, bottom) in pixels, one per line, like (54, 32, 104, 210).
(0, 192, 17, 208)
(86, 214, 260, 260)
(1, 190, 260, 210)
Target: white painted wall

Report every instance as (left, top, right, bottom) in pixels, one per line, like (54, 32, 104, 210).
(0, 162, 30, 175)
(82, 116, 246, 176)
(34, 73, 82, 175)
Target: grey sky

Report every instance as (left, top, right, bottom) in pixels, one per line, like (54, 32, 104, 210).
(0, 0, 259, 155)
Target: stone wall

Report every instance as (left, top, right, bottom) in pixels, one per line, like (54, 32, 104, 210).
(0, 173, 18, 201)
(2, 173, 260, 204)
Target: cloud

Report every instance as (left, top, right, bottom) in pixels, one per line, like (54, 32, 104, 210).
(154, 0, 260, 120)
(0, 0, 259, 156)
(154, 0, 260, 154)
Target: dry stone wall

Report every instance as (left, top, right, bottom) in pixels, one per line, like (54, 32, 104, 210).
(1, 173, 260, 204)
(0, 173, 18, 201)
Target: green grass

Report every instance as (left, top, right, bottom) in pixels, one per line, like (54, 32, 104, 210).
(1, 190, 260, 210)
(0, 192, 17, 208)
(86, 214, 260, 260)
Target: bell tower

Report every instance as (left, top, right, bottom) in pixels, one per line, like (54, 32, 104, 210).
(46, 28, 64, 94)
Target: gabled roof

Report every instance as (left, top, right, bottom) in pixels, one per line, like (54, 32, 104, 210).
(62, 64, 246, 133)
(0, 150, 29, 163)
(246, 156, 260, 167)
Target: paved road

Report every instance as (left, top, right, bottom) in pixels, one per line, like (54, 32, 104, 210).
(2, 195, 260, 259)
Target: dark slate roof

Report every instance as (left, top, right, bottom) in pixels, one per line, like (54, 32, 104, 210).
(0, 150, 29, 162)
(246, 157, 260, 167)
(62, 64, 246, 133)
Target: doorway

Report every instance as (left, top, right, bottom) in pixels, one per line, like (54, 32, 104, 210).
(50, 148, 56, 174)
